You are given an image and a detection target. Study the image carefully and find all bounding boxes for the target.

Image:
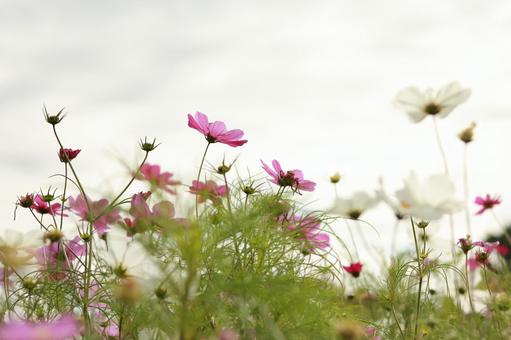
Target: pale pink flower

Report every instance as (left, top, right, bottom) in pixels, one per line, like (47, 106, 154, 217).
(188, 111, 247, 147)
(281, 214, 330, 252)
(261, 159, 316, 193)
(35, 236, 86, 281)
(127, 192, 175, 233)
(474, 194, 502, 215)
(138, 163, 180, 194)
(68, 194, 121, 235)
(0, 315, 81, 340)
(189, 180, 227, 204)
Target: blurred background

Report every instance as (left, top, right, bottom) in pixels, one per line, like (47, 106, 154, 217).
(1, 0, 510, 260)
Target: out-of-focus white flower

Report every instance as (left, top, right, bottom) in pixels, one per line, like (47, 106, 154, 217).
(376, 178, 405, 220)
(394, 82, 471, 123)
(98, 227, 161, 290)
(0, 229, 42, 269)
(330, 191, 378, 219)
(395, 172, 463, 220)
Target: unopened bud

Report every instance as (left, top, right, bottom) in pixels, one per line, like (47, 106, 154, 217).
(330, 172, 341, 184)
(458, 122, 476, 144)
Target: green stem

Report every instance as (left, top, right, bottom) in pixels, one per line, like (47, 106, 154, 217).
(195, 143, 211, 219)
(462, 144, 472, 236)
(465, 254, 475, 313)
(410, 217, 423, 340)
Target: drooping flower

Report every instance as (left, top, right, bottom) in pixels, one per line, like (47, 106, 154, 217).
(31, 195, 63, 216)
(474, 194, 502, 215)
(189, 180, 227, 204)
(281, 214, 330, 253)
(261, 159, 316, 193)
(330, 191, 377, 219)
(395, 172, 463, 220)
(342, 262, 363, 278)
(137, 163, 180, 194)
(0, 315, 81, 340)
(68, 194, 121, 235)
(188, 111, 247, 147)
(394, 81, 471, 123)
(58, 148, 81, 163)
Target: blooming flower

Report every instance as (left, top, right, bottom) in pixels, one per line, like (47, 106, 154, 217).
(188, 111, 247, 147)
(31, 195, 63, 216)
(395, 172, 463, 220)
(281, 214, 330, 253)
(58, 148, 81, 163)
(126, 192, 176, 233)
(394, 81, 471, 123)
(189, 180, 227, 204)
(137, 163, 180, 194)
(474, 194, 502, 215)
(0, 229, 42, 269)
(35, 236, 86, 280)
(342, 262, 363, 278)
(68, 194, 121, 235)
(261, 159, 316, 193)
(330, 191, 378, 219)
(466, 241, 501, 271)
(457, 237, 474, 254)
(0, 315, 81, 340)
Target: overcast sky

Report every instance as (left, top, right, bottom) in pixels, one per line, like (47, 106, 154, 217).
(1, 1, 510, 261)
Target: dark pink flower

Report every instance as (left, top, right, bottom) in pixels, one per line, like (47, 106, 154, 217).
(467, 241, 501, 271)
(474, 194, 502, 215)
(68, 194, 121, 235)
(342, 262, 363, 278)
(188, 111, 247, 147)
(189, 180, 227, 204)
(0, 315, 81, 340)
(457, 237, 474, 254)
(31, 195, 62, 216)
(282, 214, 330, 252)
(58, 148, 81, 163)
(261, 159, 316, 193)
(138, 163, 180, 194)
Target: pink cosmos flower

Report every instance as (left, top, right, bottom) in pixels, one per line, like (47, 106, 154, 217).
(457, 237, 474, 254)
(31, 195, 62, 216)
(35, 237, 86, 281)
(58, 148, 81, 163)
(474, 194, 502, 215)
(189, 180, 227, 204)
(127, 192, 176, 233)
(187, 111, 247, 147)
(342, 262, 363, 278)
(0, 315, 81, 340)
(137, 163, 180, 194)
(261, 159, 316, 193)
(68, 194, 121, 235)
(466, 241, 501, 271)
(282, 214, 330, 252)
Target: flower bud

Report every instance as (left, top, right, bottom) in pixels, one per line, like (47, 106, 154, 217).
(44, 230, 64, 243)
(458, 122, 476, 144)
(330, 172, 341, 184)
(43, 106, 66, 125)
(416, 220, 429, 229)
(17, 194, 34, 208)
(59, 148, 81, 163)
(154, 287, 168, 300)
(139, 137, 160, 152)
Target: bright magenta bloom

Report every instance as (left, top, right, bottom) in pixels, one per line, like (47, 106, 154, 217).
(0, 315, 81, 340)
(58, 148, 81, 163)
(68, 194, 121, 235)
(474, 194, 502, 215)
(138, 163, 180, 194)
(187, 111, 247, 147)
(283, 214, 330, 252)
(189, 180, 227, 204)
(261, 159, 316, 192)
(31, 195, 62, 216)
(342, 262, 363, 278)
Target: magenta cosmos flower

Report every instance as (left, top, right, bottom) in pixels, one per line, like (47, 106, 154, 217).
(188, 111, 247, 147)
(0, 315, 81, 340)
(58, 148, 81, 163)
(31, 195, 63, 216)
(189, 180, 227, 204)
(342, 262, 363, 278)
(68, 194, 121, 235)
(474, 194, 502, 215)
(137, 163, 180, 194)
(261, 159, 316, 193)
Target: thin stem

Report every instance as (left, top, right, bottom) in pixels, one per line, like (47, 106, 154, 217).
(108, 151, 149, 209)
(410, 217, 423, 340)
(462, 144, 472, 236)
(222, 173, 232, 215)
(60, 164, 68, 231)
(195, 143, 211, 219)
(432, 116, 449, 175)
(390, 305, 406, 340)
(465, 253, 475, 313)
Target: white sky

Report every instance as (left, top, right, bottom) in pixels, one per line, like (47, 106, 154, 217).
(1, 0, 510, 265)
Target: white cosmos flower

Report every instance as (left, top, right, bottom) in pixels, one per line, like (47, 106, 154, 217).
(98, 227, 161, 289)
(395, 172, 463, 220)
(330, 191, 378, 219)
(0, 229, 43, 269)
(394, 81, 471, 123)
